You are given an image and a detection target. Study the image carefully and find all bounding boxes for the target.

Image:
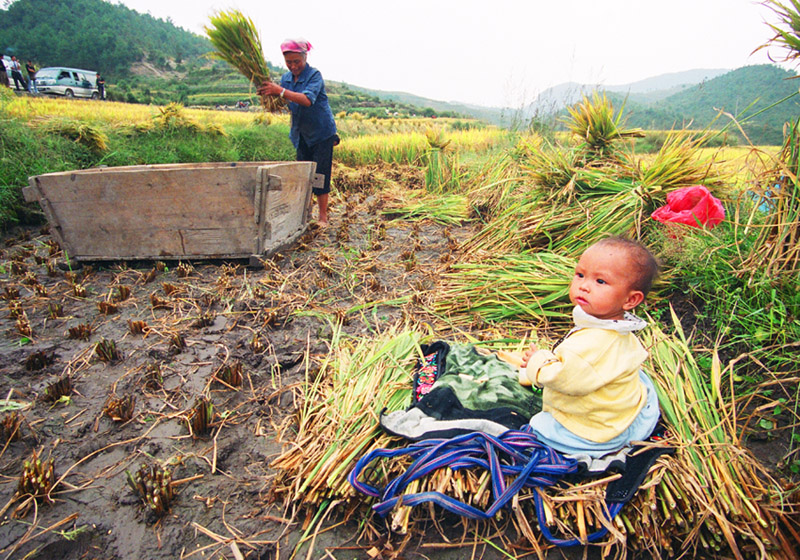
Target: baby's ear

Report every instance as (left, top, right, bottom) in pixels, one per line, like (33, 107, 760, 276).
(623, 290, 644, 310)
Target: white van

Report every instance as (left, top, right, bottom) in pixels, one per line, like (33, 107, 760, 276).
(35, 67, 100, 99)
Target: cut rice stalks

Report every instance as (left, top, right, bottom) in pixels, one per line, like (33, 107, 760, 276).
(744, 117, 800, 276)
(639, 307, 800, 558)
(381, 189, 470, 226)
(634, 130, 726, 191)
(460, 169, 665, 257)
(268, 312, 800, 558)
(205, 9, 286, 113)
(428, 251, 574, 330)
(270, 324, 424, 508)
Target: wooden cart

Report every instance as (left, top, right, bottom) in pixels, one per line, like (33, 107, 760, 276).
(23, 161, 322, 266)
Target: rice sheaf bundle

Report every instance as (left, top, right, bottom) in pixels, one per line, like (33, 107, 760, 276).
(205, 10, 286, 112)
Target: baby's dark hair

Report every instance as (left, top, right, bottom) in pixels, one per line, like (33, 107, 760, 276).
(594, 236, 659, 295)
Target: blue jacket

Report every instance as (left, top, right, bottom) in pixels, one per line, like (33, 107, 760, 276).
(280, 64, 337, 148)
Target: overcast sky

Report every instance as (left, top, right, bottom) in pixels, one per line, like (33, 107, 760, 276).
(115, 0, 789, 108)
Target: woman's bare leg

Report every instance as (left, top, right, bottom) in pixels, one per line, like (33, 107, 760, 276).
(317, 193, 329, 225)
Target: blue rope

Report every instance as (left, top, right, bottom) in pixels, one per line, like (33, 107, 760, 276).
(348, 428, 625, 546)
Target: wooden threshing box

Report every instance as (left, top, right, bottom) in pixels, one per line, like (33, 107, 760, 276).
(23, 161, 321, 265)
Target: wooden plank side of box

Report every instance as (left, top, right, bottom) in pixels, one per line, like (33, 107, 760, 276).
(30, 165, 259, 259)
(259, 162, 316, 253)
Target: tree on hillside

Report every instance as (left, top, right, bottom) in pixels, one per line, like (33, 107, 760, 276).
(0, 0, 209, 74)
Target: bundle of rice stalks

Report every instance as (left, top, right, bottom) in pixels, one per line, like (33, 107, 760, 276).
(462, 186, 654, 258)
(636, 309, 800, 558)
(517, 136, 578, 192)
(423, 128, 460, 193)
(425, 127, 451, 151)
(744, 117, 800, 275)
(463, 152, 526, 222)
(152, 103, 201, 132)
(38, 117, 108, 153)
(756, 0, 800, 64)
(458, 189, 549, 256)
(635, 131, 726, 191)
(429, 251, 574, 329)
(270, 325, 424, 508)
(381, 190, 469, 226)
(549, 189, 655, 257)
(564, 91, 645, 162)
(205, 9, 286, 113)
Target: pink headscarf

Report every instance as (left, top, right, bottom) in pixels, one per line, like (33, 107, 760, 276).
(281, 38, 313, 54)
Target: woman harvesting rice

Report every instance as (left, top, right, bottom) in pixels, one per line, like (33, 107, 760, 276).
(258, 39, 338, 226)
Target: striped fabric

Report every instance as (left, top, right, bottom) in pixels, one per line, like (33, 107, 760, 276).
(348, 427, 625, 546)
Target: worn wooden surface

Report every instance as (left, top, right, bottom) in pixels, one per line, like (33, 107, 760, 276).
(23, 161, 316, 261)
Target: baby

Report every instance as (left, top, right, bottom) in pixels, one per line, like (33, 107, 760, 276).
(518, 236, 661, 457)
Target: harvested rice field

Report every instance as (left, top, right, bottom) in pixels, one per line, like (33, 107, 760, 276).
(1, 94, 800, 559)
(0, 165, 538, 560)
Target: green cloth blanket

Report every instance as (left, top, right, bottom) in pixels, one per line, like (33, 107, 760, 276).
(381, 343, 542, 440)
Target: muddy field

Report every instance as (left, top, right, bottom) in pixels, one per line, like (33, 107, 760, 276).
(0, 167, 795, 560)
(0, 172, 532, 560)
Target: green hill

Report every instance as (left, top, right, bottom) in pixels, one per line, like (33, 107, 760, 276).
(565, 65, 799, 145)
(658, 65, 799, 145)
(0, 0, 208, 74)
(2, 0, 796, 140)
(0, 0, 465, 118)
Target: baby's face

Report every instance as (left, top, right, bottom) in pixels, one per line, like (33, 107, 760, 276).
(569, 244, 642, 321)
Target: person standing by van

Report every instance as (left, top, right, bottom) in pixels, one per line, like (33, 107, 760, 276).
(0, 54, 10, 88)
(25, 60, 37, 93)
(96, 73, 105, 100)
(9, 56, 27, 91)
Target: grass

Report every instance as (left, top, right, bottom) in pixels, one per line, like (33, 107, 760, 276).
(0, 98, 297, 228)
(336, 127, 509, 167)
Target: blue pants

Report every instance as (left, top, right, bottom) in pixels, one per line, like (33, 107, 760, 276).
(528, 371, 661, 458)
(297, 134, 336, 195)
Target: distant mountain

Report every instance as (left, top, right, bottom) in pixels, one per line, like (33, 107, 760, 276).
(528, 69, 731, 115)
(515, 65, 797, 145)
(353, 69, 736, 129)
(346, 85, 510, 125)
(600, 65, 799, 145)
(605, 68, 731, 93)
(654, 64, 799, 144)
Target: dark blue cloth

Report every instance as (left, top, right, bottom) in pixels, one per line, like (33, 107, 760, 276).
(280, 64, 337, 149)
(297, 134, 335, 195)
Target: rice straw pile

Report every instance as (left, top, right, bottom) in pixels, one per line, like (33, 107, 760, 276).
(633, 310, 799, 558)
(461, 125, 721, 258)
(205, 9, 286, 112)
(744, 117, 800, 275)
(430, 251, 574, 329)
(268, 313, 800, 558)
(270, 324, 422, 508)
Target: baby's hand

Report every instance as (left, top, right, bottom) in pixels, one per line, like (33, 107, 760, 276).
(496, 350, 524, 367)
(520, 343, 538, 367)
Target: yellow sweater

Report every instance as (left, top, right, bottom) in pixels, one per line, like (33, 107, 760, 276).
(519, 310, 649, 443)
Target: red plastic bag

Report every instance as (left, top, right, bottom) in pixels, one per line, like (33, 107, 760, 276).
(651, 185, 725, 229)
